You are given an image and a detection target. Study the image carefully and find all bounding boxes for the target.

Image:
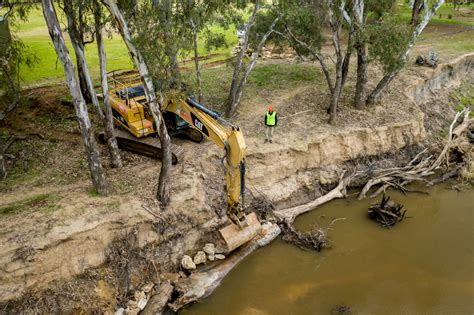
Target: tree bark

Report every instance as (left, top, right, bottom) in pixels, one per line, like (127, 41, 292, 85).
(411, 0, 424, 26)
(230, 15, 281, 116)
(226, 0, 260, 117)
(366, 0, 445, 105)
(326, 0, 345, 124)
(42, 0, 108, 195)
(354, 42, 368, 109)
(190, 18, 203, 103)
(102, 0, 172, 204)
(64, 0, 105, 122)
(94, 4, 122, 168)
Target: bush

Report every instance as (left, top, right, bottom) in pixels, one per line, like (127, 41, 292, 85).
(448, 14, 453, 19)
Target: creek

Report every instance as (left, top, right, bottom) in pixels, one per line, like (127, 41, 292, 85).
(181, 183, 473, 314)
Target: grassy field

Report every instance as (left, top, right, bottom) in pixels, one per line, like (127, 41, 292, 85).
(15, 6, 237, 85)
(14, 3, 474, 87)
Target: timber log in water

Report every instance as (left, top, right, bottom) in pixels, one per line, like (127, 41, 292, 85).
(368, 194, 407, 228)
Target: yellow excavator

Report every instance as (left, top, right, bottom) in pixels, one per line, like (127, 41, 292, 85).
(103, 72, 261, 252)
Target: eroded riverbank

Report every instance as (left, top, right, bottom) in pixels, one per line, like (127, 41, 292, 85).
(183, 183, 474, 315)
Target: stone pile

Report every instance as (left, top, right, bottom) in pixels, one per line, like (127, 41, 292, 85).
(180, 243, 226, 271)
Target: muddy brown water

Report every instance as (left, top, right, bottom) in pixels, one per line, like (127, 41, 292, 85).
(181, 184, 474, 315)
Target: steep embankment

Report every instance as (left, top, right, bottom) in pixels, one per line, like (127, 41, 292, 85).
(0, 53, 472, 310)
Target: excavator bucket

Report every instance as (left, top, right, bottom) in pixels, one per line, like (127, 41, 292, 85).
(219, 212, 262, 253)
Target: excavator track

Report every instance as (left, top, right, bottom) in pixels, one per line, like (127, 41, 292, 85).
(99, 129, 183, 165)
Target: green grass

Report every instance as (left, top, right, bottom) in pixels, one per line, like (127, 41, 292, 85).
(15, 7, 237, 85)
(0, 193, 62, 216)
(395, 2, 474, 27)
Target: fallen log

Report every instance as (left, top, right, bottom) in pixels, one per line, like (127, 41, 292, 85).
(168, 223, 281, 312)
(141, 281, 173, 315)
(274, 171, 352, 223)
(358, 109, 472, 200)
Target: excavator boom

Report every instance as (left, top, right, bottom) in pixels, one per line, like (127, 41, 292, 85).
(164, 94, 262, 252)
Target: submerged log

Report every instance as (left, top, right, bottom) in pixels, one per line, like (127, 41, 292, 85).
(168, 223, 281, 312)
(368, 194, 406, 228)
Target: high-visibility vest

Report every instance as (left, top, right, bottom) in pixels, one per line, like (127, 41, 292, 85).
(266, 112, 276, 126)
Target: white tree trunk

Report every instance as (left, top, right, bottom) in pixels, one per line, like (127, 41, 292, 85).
(42, 0, 108, 195)
(366, 0, 445, 105)
(95, 11, 122, 168)
(101, 0, 172, 203)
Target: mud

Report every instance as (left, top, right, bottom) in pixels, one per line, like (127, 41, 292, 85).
(0, 52, 472, 312)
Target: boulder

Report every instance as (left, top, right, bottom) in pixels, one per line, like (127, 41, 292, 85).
(215, 254, 225, 260)
(193, 251, 207, 265)
(207, 254, 215, 262)
(203, 243, 216, 256)
(181, 255, 196, 270)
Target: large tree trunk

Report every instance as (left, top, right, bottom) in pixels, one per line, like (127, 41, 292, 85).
(226, 0, 260, 117)
(354, 42, 368, 109)
(102, 0, 172, 204)
(95, 6, 122, 168)
(328, 60, 343, 124)
(64, 0, 105, 122)
(366, 0, 444, 105)
(42, 0, 108, 195)
(190, 18, 203, 103)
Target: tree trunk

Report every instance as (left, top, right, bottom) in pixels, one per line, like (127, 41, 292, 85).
(64, 0, 105, 122)
(230, 15, 281, 116)
(0, 137, 6, 180)
(354, 42, 368, 109)
(95, 7, 122, 168)
(366, 0, 445, 105)
(411, 0, 424, 25)
(226, 0, 260, 117)
(42, 0, 108, 195)
(190, 18, 203, 103)
(102, 0, 172, 204)
(328, 59, 343, 124)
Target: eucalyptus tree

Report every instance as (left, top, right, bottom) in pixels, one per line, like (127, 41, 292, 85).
(101, 0, 173, 204)
(41, 0, 108, 195)
(366, 0, 445, 105)
(61, 0, 122, 168)
(226, 0, 282, 117)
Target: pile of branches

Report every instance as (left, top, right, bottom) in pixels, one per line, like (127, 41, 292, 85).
(368, 194, 406, 228)
(358, 108, 472, 200)
(279, 219, 328, 251)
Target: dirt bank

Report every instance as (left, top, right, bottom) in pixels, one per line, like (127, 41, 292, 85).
(0, 52, 472, 312)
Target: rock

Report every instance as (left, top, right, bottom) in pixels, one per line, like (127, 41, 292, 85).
(137, 297, 148, 310)
(134, 291, 146, 302)
(203, 243, 216, 256)
(126, 300, 138, 309)
(160, 272, 180, 284)
(207, 254, 215, 262)
(142, 282, 154, 294)
(124, 308, 139, 315)
(193, 251, 207, 265)
(215, 254, 225, 260)
(114, 307, 125, 315)
(181, 255, 196, 270)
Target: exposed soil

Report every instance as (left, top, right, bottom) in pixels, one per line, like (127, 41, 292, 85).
(0, 37, 472, 313)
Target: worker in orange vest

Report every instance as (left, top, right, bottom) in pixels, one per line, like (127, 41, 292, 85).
(264, 105, 277, 143)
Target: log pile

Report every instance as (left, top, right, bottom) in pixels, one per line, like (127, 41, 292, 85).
(358, 108, 473, 200)
(368, 194, 406, 228)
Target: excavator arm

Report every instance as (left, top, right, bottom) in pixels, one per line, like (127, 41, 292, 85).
(163, 95, 261, 252)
